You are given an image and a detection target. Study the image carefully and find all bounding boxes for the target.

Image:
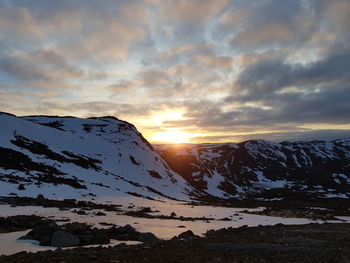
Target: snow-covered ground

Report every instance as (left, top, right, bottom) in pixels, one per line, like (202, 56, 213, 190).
(1, 196, 349, 256)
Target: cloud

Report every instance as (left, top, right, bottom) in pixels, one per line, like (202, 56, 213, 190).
(168, 49, 350, 132)
(191, 129, 350, 143)
(0, 1, 151, 62)
(155, 43, 215, 65)
(152, 0, 228, 24)
(0, 0, 349, 142)
(107, 81, 135, 92)
(136, 69, 172, 87)
(0, 48, 83, 83)
(230, 48, 350, 102)
(219, 0, 319, 49)
(192, 55, 233, 70)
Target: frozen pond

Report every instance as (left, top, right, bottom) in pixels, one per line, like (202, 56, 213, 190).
(1, 196, 349, 256)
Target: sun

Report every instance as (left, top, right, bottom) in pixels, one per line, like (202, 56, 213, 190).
(138, 108, 204, 143)
(150, 130, 198, 144)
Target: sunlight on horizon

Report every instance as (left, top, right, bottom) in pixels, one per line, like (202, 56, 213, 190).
(142, 109, 203, 144)
(149, 129, 202, 144)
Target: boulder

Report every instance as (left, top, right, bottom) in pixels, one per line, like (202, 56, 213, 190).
(138, 232, 159, 243)
(19, 222, 59, 246)
(118, 224, 136, 234)
(17, 184, 25, 190)
(95, 211, 107, 216)
(91, 228, 110, 244)
(36, 194, 45, 200)
(64, 222, 92, 235)
(108, 225, 139, 241)
(177, 230, 199, 240)
(51, 230, 80, 247)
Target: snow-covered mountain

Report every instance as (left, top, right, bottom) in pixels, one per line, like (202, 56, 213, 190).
(0, 112, 192, 200)
(155, 139, 350, 200)
(1, 111, 349, 202)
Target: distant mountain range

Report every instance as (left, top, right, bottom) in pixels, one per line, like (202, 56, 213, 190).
(0, 112, 349, 201)
(155, 139, 350, 200)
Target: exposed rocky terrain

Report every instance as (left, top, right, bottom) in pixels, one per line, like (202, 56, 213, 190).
(0, 215, 50, 233)
(1, 223, 349, 263)
(18, 221, 159, 247)
(156, 140, 350, 200)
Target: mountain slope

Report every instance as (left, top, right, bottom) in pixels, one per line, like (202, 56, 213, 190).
(155, 139, 350, 200)
(0, 112, 192, 200)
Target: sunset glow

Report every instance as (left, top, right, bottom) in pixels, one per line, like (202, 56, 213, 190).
(0, 0, 348, 143)
(148, 109, 185, 127)
(150, 130, 200, 144)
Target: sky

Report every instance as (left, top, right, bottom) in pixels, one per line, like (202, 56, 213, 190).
(0, 0, 349, 143)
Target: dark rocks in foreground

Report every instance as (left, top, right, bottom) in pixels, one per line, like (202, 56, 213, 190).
(51, 231, 80, 247)
(18, 222, 160, 247)
(173, 230, 199, 240)
(0, 215, 51, 233)
(1, 223, 350, 263)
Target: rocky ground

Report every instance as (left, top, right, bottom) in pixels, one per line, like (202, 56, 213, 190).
(0, 215, 51, 233)
(19, 221, 159, 247)
(1, 195, 350, 262)
(1, 223, 349, 263)
(0, 196, 222, 222)
(2, 195, 350, 222)
(242, 207, 343, 221)
(192, 196, 350, 220)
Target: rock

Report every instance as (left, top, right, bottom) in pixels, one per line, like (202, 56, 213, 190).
(138, 232, 159, 243)
(64, 222, 92, 235)
(36, 194, 45, 200)
(177, 230, 198, 240)
(108, 224, 144, 241)
(51, 231, 80, 247)
(170, 212, 177, 217)
(114, 224, 138, 240)
(219, 217, 231, 221)
(1, 215, 50, 233)
(139, 207, 153, 213)
(18, 184, 25, 190)
(99, 222, 115, 226)
(95, 211, 107, 216)
(76, 210, 87, 215)
(205, 229, 216, 237)
(19, 222, 59, 246)
(118, 224, 135, 233)
(91, 228, 110, 244)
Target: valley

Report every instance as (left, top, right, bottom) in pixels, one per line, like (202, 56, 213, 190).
(0, 112, 349, 262)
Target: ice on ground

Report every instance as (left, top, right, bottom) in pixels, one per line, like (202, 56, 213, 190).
(1, 196, 349, 256)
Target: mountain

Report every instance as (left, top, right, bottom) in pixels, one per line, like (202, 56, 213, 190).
(0, 112, 192, 200)
(1, 111, 349, 202)
(155, 139, 350, 201)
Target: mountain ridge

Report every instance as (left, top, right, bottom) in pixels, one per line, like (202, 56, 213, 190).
(0, 112, 192, 200)
(155, 138, 350, 200)
(0, 111, 349, 202)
